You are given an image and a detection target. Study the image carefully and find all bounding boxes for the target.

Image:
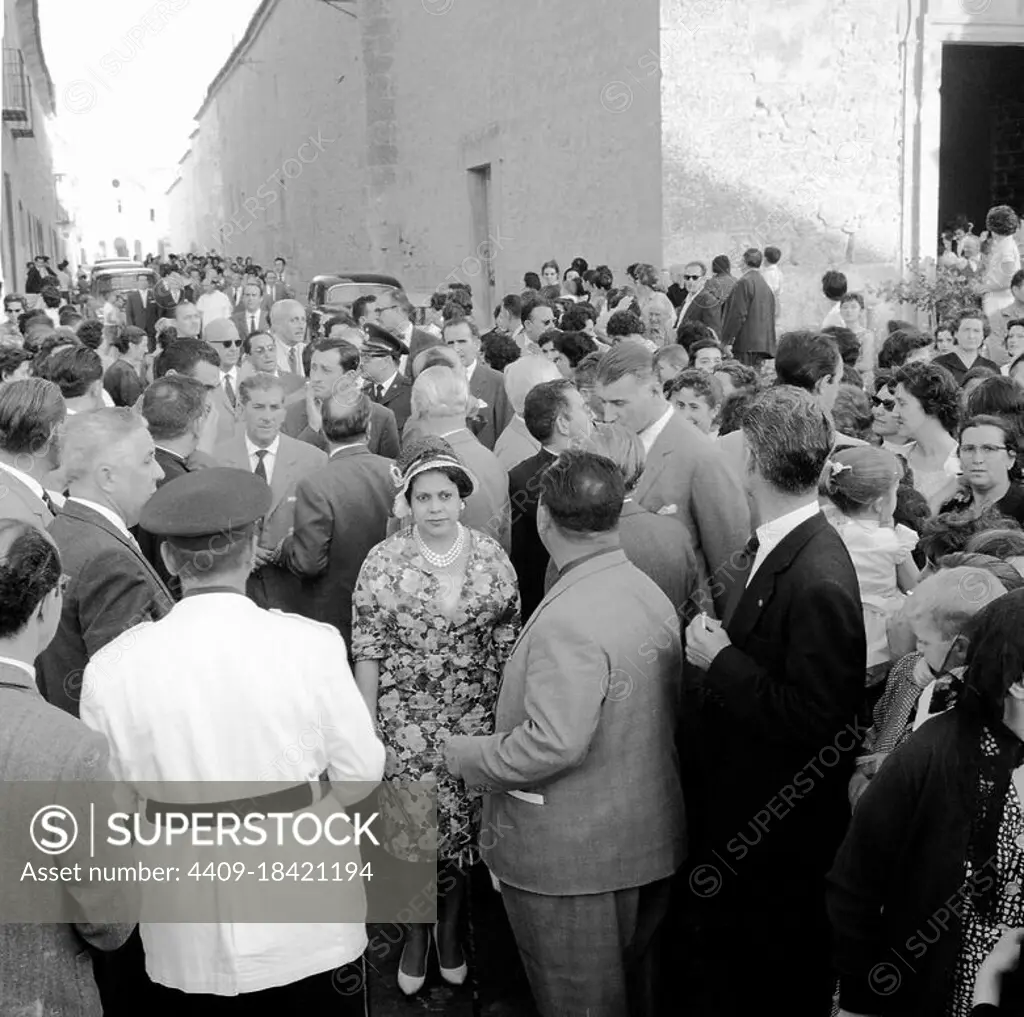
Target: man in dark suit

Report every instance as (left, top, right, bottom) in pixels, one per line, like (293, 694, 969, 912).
(0, 521, 135, 1017)
(155, 271, 190, 320)
(280, 337, 399, 458)
(509, 379, 592, 620)
(282, 391, 393, 654)
(373, 290, 438, 380)
(596, 343, 749, 618)
(675, 261, 724, 339)
(681, 385, 866, 1017)
(134, 375, 210, 598)
(720, 248, 777, 367)
(361, 322, 412, 432)
(124, 273, 159, 340)
(0, 378, 64, 526)
(443, 316, 513, 450)
(38, 409, 173, 717)
(231, 279, 271, 339)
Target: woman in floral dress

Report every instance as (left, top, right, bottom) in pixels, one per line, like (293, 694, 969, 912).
(351, 436, 520, 998)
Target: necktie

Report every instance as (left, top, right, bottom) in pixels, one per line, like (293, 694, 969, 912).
(254, 449, 268, 482)
(42, 490, 58, 516)
(372, 383, 383, 402)
(249, 314, 256, 335)
(289, 345, 300, 375)
(721, 534, 761, 628)
(224, 374, 236, 408)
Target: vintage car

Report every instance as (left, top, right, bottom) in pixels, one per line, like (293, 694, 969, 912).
(306, 272, 428, 336)
(90, 264, 155, 299)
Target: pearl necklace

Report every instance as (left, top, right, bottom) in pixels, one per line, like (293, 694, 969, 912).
(415, 523, 464, 568)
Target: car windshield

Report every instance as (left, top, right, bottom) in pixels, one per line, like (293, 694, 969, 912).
(323, 282, 396, 307)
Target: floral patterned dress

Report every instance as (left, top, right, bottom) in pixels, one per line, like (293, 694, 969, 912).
(351, 526, 520, 867)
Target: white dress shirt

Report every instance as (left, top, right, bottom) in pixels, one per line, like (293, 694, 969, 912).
(747, 500, 820, 586)
(67, 496, 132, 540)
(639, 404, 675, 455)
(275, 337, 304, 376)
(0, 459, 45, 501)
(378, 369, 398, 397)
(197, 290, 233, 326)
(79, 593, 386, 995)
(0, 655, 35, 682)
(246, 434, 279, 485)
(465, 359, 478, 384)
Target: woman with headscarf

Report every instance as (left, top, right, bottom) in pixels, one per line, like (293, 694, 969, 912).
(350, 436, 520, 997)
(829, 588, 1024, 1017)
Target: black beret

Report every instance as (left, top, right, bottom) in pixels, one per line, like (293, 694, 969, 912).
(139, 467, 271, 545)
(363, 321, 409, 357)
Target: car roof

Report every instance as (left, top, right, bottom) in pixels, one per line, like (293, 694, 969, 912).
(311, 272, 403, 288)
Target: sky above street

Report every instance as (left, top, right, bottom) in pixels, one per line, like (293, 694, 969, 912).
(40, 0, 263, 189)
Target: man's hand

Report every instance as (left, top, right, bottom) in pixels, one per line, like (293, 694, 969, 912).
(974, 927, 1024, 1006)
(685, 614, 731, 670)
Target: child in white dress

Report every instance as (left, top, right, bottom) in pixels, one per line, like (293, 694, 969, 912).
(822, 446, 921, 682)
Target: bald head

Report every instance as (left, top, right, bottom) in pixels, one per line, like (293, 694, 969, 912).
(204, 317, 242, 369)
(270, 299, 306, 347)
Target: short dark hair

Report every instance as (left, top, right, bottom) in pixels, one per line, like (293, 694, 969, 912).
(76, 319, 104, 351)
(1011, 272, 1024, 292)
(589, 265, 613, 291)
(822, 325, 861, 367)
(713, 361, 760, 390)
(821, 270, 848, 302)
(763, 246, 782, 265)
(668, 369, 724, 409)
(322, 313, 357, 336)
(676, 321, 718, 352)
(524, 379, 575, 443)
(743, 386, 834, 494)
(154, 338, 220, 379)
(840, 292, 865, 311)
(523, 272, 541, 291)
(238, 372, 286, 406)
(742, 248, 763, 269)
(500, 292, 523, 320)
(717, 388, 757, 436)
(917, 509, 1016, 567)
(140, 376, 207, 441)
(520, 294, 553, 326)
(481, 332, 520, 372)
(689, 338, 724, 360)
(892, 361, 961, 435)
(0, 345, 33, 381)
(711, 255, 731, 275)
(310, 337, 360, 373)
(775, 330, 840, 391)
(0, 378, 64, 455)
(966, 376, 1024, 421)
(109, 326, 146, 356)
(877, 329, 933, 370)
(0, 520, 61, 637)
(551, 331, 598, 368)
(559, 303, 595, 332)
(539, 450, 624, 533)
(954, 308, 990, 337)
(607, 310, 645, 338)
(351, 294, 377, 321)
(44, 346, 103, 398)
(322, 390, 372, 443)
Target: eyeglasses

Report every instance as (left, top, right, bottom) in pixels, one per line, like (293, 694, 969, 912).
(683, 275, 701, 281)
(374, 305, 398, 314)
(217, 339, 243, 348)
(958, 444, 1008, 457)
(871, 395, 896, 411)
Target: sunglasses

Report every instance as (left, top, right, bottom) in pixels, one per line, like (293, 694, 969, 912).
(217, 339, 244, 348)
(872, 395, 896, 411)
(683, 275, 701, 281)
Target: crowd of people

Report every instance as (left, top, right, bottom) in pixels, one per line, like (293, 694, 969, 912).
(3, 214, 1024, 1017)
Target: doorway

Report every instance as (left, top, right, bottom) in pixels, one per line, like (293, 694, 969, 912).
(938, 44, 1024, 238)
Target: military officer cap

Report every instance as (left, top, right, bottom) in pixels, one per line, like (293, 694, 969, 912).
(363, 322, 409, 359)
(139, 467, 272, 551)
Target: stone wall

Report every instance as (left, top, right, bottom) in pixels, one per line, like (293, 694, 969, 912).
(660, 0, 906, 332)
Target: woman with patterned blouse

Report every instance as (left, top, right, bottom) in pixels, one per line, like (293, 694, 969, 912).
(829, 590, 1024, 1016)
(351, 436, 520, 998)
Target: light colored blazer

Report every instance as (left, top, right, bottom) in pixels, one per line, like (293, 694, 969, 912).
(213, 432, 326, 550)
(447, 549, 685, 896)
(0, 468, 53, 527)
(635, 410, 750, 617)
(494, 414, 540, 472)
(0, 662, 134, 1016)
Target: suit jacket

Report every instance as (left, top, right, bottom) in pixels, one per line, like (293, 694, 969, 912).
(38, 500, 173, 716)
(282, 444, 394, 652)
(236, 362, 305, 397)
(124, 289, 159, 337)
(134, 446, 194, 600)
(0, 662, 134, 1017)
(281, 395, 399, 460)
(468, 361, 514, 451)
(635, 411, 750, 618)
(231, 307, 270, 339)
(0, 467, 54, 527)
(720, 269, 777, 356)
(494, 414, 541, 472)
(208, 377, 244, 447)
(262, 281, 292, 307)
(446, 427, 511, 553)
(154, 286, 188, 320)
(682, 512, 865, 911)
(404, 326, 446, 378)
(677, 284, 726, 339)
(214, 433, 326, 610)
(370, 373, 413, 434)
(509, 448, 557, 622)
(447, 550, 686, 895)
